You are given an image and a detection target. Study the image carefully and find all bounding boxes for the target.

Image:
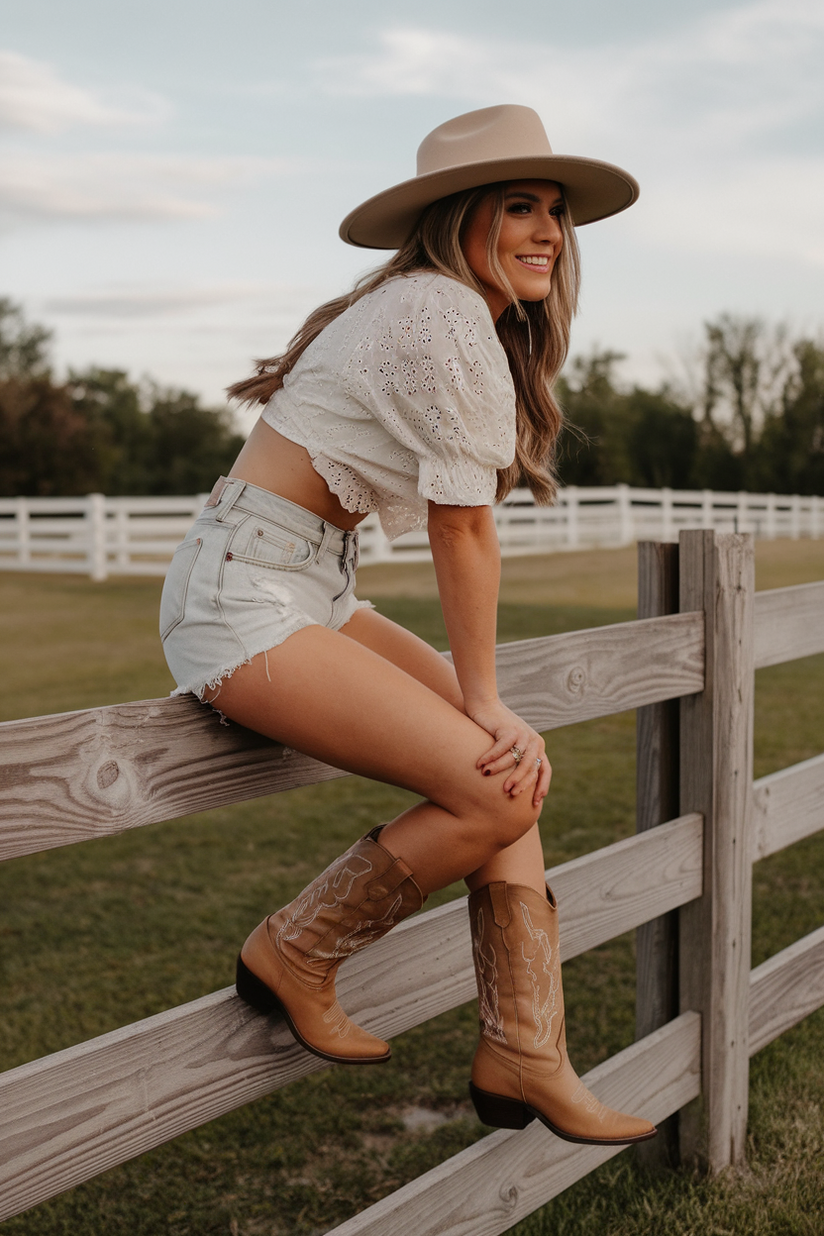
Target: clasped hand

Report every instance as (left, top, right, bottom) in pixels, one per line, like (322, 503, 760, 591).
(469, 699, 551, 810)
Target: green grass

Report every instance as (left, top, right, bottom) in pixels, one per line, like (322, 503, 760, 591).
(1, 540, 823, 1235)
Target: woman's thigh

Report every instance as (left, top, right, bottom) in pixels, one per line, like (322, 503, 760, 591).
(207, 624, 525, 827)
(338, 606, 464, 710)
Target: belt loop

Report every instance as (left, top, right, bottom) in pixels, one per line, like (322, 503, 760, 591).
(204, 476, 228, 508)
(318, 523, 334, 557)
(213, 479, 245, 522)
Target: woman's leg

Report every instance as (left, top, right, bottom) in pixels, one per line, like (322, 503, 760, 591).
(338, 607, 549, 896)
(333, 609, 656, 1143)
(219, 613, 541, 1061)
(209, 619, 541, 893)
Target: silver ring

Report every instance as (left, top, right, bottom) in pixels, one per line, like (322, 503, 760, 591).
(510, 745, 523, 765)
(535, 757, 542, 769)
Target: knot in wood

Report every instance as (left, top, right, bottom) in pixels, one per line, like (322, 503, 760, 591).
(499, 1181, 519, 1209)
(566, 665, 587, 695)
(97, 760, 120, 790)
(84, 749, 135, 813)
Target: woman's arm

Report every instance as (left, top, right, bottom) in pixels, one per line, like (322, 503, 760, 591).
(427, 501, 550, 808)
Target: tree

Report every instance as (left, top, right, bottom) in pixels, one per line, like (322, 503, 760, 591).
(756, 340, 824, 496)
(0, 298, 247, 496)
(0, 375, 101, 497)
(0, 298, 52, 380)
(555, 349, 631, 485)
(0, 301, 99, 496)
(142, 384, 245, 495)
(556, 349, 699, 489)
(688, 314, 800, 490)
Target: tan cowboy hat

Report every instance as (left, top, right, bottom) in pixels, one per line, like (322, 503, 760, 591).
(339, 104, 639, 249)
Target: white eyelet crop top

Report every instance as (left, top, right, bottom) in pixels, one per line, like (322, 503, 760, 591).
(260, 272, 517, 541)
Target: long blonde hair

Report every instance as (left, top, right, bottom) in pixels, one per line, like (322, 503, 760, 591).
(228, 184, 581, 504)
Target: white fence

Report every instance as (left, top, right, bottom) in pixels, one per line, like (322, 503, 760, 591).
(0, 485, 821, 580)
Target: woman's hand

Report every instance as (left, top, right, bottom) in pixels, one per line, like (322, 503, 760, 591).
(469, 698, 551, 810)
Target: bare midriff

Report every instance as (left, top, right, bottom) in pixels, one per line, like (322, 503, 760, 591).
(228, 418, 367, 532)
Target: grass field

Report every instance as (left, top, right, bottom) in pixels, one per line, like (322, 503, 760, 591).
(1, 538, 823, 1235)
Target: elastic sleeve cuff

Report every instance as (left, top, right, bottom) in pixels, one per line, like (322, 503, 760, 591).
(417, 454, 499, 507)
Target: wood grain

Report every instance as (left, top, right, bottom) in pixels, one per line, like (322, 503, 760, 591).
(751, 753, 824, 861)
(678, 531, 754, 1172)
(0, 614, 704, 863)
(754, 582, 824, 669)
(325, 1014, 701, 1236)
(748, 925, 824, 1057)
(0, 816, 702, 1222)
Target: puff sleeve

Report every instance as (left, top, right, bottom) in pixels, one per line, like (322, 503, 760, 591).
(341, 275, 517, 507)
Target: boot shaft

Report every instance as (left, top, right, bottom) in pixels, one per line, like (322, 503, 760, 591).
(272, 828, 424, 981)
(468, 881, 565, 1068)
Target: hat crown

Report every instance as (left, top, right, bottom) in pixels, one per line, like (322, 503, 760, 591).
(416, 105, 554, 177)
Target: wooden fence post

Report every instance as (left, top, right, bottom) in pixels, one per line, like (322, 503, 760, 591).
(678, 529, 754, 1171)
(635, 541, 681, 1167)
(617, 483, 633, 545)
(85, 493, 108, 581)
(15, 497, 30, 567)
(565, 485, 579, 549)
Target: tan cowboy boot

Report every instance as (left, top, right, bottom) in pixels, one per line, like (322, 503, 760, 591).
(468, 881, 657, 1145)
(236, 826, 425, 1064)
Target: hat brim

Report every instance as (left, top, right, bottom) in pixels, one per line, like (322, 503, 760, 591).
(339, 154, 639, 249)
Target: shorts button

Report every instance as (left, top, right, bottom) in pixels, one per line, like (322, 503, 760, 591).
(226, 551, 233, 561)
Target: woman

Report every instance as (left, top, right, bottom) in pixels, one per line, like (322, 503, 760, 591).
(160, 105, 656, 1147)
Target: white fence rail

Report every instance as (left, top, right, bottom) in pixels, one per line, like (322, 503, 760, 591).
(1, 485, 821, 580)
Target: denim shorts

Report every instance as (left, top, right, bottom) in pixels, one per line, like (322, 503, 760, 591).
(159, 477, 373, 699)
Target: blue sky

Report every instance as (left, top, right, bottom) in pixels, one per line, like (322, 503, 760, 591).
(2, 0, 822, 428)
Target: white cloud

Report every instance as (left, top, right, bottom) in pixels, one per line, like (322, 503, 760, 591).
(0, 49, 167, 134)
(0, 152, 302, 224)
(315, 0, 824, 155)
(44, 285, 258, 318)
(42, 281, 316, 319)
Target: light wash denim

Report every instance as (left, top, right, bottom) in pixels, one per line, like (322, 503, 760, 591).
(159, 477, 372, 699)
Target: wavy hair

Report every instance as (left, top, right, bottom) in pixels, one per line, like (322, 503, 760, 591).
(227, 184, 581, 504)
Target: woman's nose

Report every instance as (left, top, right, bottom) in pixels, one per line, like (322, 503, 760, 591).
(535, 212, 562, 243)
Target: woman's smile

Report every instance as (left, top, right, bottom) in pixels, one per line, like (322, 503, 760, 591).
(461, 179, 565, 320)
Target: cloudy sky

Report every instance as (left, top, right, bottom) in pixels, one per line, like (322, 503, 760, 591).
(2, 0, 822, 428)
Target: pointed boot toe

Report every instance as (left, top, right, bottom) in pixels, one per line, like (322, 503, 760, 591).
(236, 827, 424, 1064)
(237, 929, 391, 1063)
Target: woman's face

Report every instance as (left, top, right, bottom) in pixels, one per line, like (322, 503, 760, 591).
(461, 179, 565, 321)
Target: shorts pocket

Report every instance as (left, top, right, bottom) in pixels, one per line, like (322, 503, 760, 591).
(160, 537, 203, 642)
(228, 520, 318, 571)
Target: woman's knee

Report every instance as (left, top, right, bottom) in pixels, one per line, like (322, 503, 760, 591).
(470, 782, 541, 851)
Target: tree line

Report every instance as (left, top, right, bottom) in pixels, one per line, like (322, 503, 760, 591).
(557, 316, 824, 495)
(0, 300, 245, 497)
(1, 298, 822, 498)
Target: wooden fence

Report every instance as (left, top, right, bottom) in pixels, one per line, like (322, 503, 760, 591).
(1, 486, 822, 579)
(0, 528, 823, 1232)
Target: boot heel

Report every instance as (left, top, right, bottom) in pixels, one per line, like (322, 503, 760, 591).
(236, 954, 280, 1014)
(470, 1082, 535, 1130)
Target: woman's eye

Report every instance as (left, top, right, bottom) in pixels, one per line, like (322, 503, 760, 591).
(550, 204, 566, 218)
(507, 203, 531, 214)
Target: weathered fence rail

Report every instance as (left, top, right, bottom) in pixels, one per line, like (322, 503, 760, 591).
(1, 529, 823, 1230)
(1, 486, 821, 579)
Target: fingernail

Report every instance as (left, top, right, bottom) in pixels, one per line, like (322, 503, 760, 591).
(483, 769, 491, 776)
